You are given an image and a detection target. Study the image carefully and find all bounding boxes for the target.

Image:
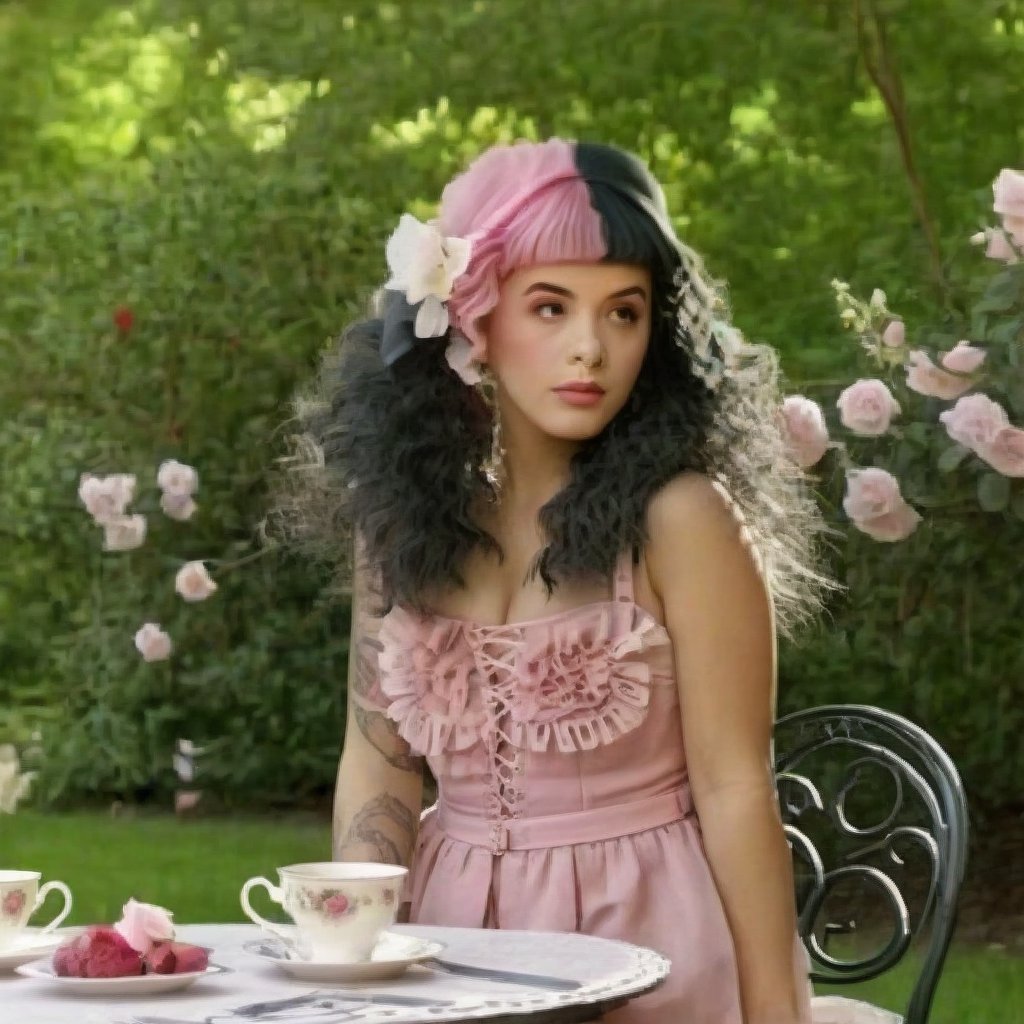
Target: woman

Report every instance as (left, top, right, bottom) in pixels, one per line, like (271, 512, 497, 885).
(284, 139, 832, 1023)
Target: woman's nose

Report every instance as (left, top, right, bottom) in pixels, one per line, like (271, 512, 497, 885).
(569, 319, 604, 367)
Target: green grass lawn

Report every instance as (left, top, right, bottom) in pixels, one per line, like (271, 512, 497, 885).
(3, 811, 1020, 1022)
(2, 809, 331, 924)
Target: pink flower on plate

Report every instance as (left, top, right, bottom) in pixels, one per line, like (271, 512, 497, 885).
(939, 393, 1010, 452)
(2, 888, 26, 918)
(114, 898, 175, 955)
(836, 379, 900, 436)
(322, 892, 351, 918)
(978, 426, 1024, 478)
(905, 351, 974, 401)
(780, 395, 830, 468)
(843, 468, 922, 543)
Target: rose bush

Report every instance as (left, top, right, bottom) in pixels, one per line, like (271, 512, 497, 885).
(777, 169, 1024, 806)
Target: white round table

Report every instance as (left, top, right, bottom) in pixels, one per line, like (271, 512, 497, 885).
(4, 922, 669, 1024)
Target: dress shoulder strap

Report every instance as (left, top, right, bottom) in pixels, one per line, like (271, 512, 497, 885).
(612, 547, 636, 605)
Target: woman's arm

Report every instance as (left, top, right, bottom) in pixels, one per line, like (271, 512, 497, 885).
(647, 473, 808, 1024)
(333, 554, 424, 868)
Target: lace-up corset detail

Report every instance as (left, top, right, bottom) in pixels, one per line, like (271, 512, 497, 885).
(377, 550, 675, 761)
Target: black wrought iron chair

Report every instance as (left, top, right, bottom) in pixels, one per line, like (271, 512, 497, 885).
(773, 704, 969, 1024)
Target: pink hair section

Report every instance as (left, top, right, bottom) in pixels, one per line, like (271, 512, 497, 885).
(439, 139, 608, 357)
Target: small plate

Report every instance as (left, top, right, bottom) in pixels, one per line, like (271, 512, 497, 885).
(15, 959, 230, 995)
(244, 931, 446, 983)
(0, 929, 79, 973)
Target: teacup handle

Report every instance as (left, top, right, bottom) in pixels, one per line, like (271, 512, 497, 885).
(33, 881, 73, 936)
(240, 876, 295, 948)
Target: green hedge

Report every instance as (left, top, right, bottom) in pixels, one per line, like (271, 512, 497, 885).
(2, 0, 1022, 808)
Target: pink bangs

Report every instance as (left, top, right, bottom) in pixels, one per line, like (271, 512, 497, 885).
(439, 139, 608, 357)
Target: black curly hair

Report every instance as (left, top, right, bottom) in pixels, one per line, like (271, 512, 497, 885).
(271, 141, 834, 637)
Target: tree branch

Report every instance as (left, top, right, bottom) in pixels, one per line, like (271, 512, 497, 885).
(853, 0, 949, 305)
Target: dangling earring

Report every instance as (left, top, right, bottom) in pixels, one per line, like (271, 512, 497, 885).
(477, 367, 505, 495)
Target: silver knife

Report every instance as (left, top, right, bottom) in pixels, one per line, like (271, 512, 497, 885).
(422, 956, 582, 991)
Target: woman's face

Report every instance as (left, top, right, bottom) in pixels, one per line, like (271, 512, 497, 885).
(482, 261, 652, 444)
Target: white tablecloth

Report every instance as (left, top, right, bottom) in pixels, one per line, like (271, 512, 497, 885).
(4, 923, 669, 1024)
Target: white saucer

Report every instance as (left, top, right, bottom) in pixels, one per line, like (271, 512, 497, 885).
(0, 929, 79, 972)
(244, 930, 446, 983)
(15, 959, 230, 995)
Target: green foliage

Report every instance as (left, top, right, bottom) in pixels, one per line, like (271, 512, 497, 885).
(3, 0, 1024, 807)
(780, 226, 1024, 807)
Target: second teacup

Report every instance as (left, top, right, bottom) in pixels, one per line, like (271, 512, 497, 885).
(0, 870, 73, 951)
(240, 861, 407, 963)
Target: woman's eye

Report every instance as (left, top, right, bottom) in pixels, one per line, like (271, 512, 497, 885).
(610, 306, 640, 325)
(535, 302, 563, 318)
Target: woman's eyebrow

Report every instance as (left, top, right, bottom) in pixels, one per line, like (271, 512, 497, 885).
(522, 283, 648, 300)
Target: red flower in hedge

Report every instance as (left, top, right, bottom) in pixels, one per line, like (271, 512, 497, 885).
(113, 306, 135, 334)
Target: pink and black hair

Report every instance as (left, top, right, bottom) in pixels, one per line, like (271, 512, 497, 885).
(287, 140, 830, 635)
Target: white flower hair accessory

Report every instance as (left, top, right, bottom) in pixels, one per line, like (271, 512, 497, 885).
(384, 214, 472, 340)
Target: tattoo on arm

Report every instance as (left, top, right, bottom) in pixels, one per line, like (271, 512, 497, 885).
(353, 705, 424, 772)
(350, 633, 423, 773)
(336, 793, 417, 865)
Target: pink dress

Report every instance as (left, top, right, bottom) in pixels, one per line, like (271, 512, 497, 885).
(375, 549, 812, 1023)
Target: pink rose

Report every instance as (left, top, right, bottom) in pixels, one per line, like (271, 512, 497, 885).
(115, 898, 175, 955)
(836, 379, 901, 436)
(843, 468, 922, 543)
(939, 393, 1009, 452)
(978, 426, 1024, 478)
(1004, 215, 1024, 247)
(781, 395, 830, 468)
(156, 460, 199, 497)
(972, 227, 1018, 263)
(905, 351, 973, 401)
(102, 513, 148, 552)
(992, 168, 1024, 219)
(940, 340, 986, 375)
(174, 561, 218, 602)
(323, 892, 351, 917)
(161, 492, 198, 521)
(881, 320, 905, 348)
(134, 623, 173, 662)
(77, 473, 136, 524)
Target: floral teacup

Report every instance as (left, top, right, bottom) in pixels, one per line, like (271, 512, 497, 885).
(240, 861, 407, 963)
(0, 870, 73, 951)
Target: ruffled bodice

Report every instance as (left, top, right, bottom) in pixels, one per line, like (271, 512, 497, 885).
(378, 595, 675, 757)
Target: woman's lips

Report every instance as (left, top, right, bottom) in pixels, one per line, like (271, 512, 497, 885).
(553, 383, 605, 407)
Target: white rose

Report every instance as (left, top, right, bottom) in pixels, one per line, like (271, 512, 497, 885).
(134, 623, 172, 662)
(161, 492, 198, 521)
(174, 561, 218, 602)
(78, 473, 136, 524)
(157, 460, 199, 497)
(102, 514, 147, 552)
